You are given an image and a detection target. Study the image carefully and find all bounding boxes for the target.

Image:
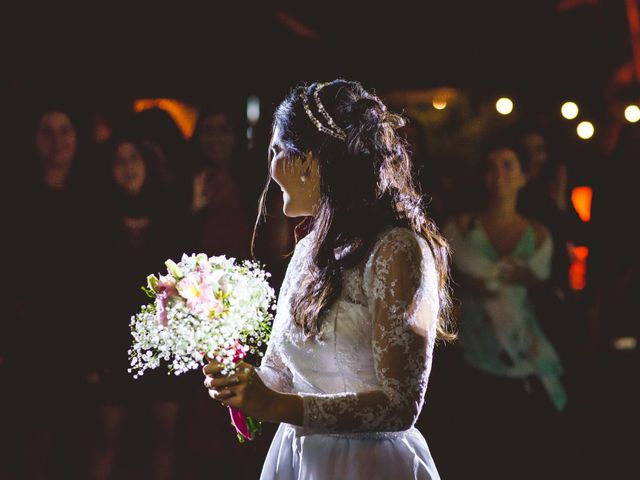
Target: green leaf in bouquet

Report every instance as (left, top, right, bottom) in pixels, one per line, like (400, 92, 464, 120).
(147, 274, 159, 291)
(141, 285, 156, 299)
(165, 259, 183, 279)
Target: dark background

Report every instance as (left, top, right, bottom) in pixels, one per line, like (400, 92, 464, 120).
(1, 1, 638, 479)
(1, 1, 632, 103)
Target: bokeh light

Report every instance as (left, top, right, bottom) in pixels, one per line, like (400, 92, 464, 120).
(576, 121, 594, 140)
(432, 98, 447, 110)
(133, 98, 197, 139)
(561, 101, 579, 120)
(571, 186, 592, 222)
(496, 97, 513, 115)
(624, 104, 640, 123)
(247, 96, 261, 125)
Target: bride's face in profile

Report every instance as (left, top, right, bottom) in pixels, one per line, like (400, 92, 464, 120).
(269, 125, 320, 217)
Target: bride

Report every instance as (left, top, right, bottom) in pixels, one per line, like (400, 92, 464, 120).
(203, 79, 455, 479)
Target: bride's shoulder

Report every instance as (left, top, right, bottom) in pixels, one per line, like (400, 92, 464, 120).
(293, 229, 316, 257)
(366, 226, 432, 272)
(372, 226, 425, 254)
(361, 226, 436, 299)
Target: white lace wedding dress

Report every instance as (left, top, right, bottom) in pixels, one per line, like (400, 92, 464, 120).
(257, 226, 441, 480)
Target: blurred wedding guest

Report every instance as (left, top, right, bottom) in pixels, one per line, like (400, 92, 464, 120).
(421, 158, 463, 229)
(400, 116, 465, 228)
(127, 107, 190, 193)
(516, 124, 588, 292)
(5, 107, 102, 479)
(87, 135, 186, 480)
(183, 105, 260, 259)
(515, 123, 589, 364)
(178, 105, 277, 479)
(442, 137, 567, 480)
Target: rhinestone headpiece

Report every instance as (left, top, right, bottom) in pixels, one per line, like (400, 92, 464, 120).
(300, 83, 347, 141)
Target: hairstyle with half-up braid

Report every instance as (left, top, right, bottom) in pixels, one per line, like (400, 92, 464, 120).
(254, 79, 455, 342)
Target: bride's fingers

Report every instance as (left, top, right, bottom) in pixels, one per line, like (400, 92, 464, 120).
(232, 364, 253, 381)
(203, 361, 224, 376)
(209, 388, 235, 401)
(204, 375, 239, 389)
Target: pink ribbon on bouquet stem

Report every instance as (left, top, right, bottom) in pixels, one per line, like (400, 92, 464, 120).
(228, 406, 261, 443)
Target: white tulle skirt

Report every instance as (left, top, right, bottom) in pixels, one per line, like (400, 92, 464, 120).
(260, 423, 440, 480)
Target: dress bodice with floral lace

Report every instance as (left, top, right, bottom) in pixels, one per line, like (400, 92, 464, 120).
(256, 226, 440, 435)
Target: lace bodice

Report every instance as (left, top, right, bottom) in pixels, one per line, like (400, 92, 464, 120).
(257, 226, 440, 434)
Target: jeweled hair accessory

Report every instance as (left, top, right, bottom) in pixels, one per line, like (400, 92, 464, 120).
(300, 83, 347, 141)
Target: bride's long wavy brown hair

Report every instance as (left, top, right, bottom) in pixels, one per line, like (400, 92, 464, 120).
(253, 79, 455, 342)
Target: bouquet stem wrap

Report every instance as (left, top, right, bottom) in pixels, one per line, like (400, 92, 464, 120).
(229, 406, 261, 442)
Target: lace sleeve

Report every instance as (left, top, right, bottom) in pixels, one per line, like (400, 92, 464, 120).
(299, 229, 439, 433)
(256, 282, 295, 393)
(256, 330, 294, 393)
(256, 235, 311, 393)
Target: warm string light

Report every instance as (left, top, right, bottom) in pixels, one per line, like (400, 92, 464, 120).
(495, 97, 513, 115)
(432, 98, 447, 110)
(624, 104, 640, 123)
(134, 93, 622, 145)
(561, 101, 579, 120)
(558, 100, 601, 140)
(576, 121, 595, 140)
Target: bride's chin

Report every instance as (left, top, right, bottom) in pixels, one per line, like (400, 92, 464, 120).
(281, 195, 293, 217)
(282, 203, 297, 218)
(282, 197, 305, 218)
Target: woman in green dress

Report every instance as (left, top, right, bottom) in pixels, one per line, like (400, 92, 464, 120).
(443, 138, 567, 479)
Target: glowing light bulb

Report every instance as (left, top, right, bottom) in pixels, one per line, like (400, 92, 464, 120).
(577, 121, 594, 140)
(624, 104, 640, 123)
(561, 101, 579, 120)
(496, 97, 513, 115)
(432, 98, 447, 110)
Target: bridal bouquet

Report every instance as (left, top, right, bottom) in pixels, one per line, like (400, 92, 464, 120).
(128, 253, 275, 442)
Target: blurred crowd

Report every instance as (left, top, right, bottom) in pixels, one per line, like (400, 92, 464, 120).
(1, 100, 637, 479)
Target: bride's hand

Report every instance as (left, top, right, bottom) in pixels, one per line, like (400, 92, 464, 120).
(203, 359, 279, 422)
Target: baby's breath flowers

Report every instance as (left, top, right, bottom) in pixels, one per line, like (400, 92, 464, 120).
(128, 253, 275, 441)
(129, 253, 274, 378)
